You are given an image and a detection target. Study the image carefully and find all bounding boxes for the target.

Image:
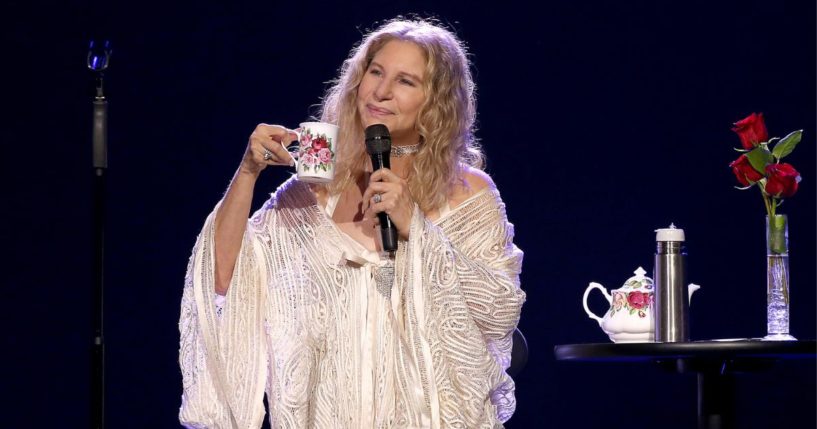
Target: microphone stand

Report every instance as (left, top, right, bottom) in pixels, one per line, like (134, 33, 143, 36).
(88, 40, 111, 429)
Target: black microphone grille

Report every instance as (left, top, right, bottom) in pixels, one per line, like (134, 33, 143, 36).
(364, 124, 391, 154)
(364, 124, 390, 140)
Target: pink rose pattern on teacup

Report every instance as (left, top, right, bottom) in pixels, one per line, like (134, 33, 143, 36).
(318, 148, 332, 163)
(301, 152, 318, 168)
(609, 291, 654, 318)
(299, 129, 334, 172)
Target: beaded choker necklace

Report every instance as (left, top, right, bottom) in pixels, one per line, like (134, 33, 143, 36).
(391, 143, 421, 157)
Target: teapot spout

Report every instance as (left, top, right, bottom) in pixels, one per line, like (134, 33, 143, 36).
(688, 283, 701, 302)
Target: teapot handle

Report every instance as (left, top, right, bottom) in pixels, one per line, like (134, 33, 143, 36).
(582, 282, 611, 326)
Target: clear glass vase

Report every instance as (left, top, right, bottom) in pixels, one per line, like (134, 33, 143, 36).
(762, 214, 797, 341)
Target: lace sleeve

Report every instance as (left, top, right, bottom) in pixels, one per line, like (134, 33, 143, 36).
(426, 189, 525, 341)
(178, 229, 233, 428)
(178, 204, 269, 428)
(395, 187, 524, 426)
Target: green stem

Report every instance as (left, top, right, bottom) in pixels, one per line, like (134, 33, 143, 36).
(767, 214, 788, 255)
(766, 214, 790, 315)
(760, 188, 774, 218)
(767, 254, 790, 305)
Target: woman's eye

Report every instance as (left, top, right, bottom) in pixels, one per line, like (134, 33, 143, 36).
(369, 68, 383, 76)
(400, 78, 416, 87)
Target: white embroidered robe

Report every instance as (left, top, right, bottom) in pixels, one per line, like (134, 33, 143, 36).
(179, 178, 525, 428)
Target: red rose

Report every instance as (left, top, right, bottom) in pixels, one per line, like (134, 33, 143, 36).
(732, 112, 769, 150)
(627, 291, 649, 309)
(312, 136, 329, 151)
(765, 163, 801, 198)
(729, 154, 764, 186)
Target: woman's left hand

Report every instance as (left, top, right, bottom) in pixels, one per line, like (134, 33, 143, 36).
(362, 168, 414, 240)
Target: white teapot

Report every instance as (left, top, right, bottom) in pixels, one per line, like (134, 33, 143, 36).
(582, 267, 700, 343)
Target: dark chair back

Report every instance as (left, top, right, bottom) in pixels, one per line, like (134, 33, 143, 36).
(507, 328, 528, 377)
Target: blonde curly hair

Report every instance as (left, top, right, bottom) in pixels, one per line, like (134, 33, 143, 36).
(320, 18, 483, 212)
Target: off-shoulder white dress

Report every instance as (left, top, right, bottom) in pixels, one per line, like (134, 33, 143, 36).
(179, 178, 525, 428)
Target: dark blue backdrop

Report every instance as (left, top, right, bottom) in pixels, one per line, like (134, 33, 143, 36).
(6, 0, 815, 427)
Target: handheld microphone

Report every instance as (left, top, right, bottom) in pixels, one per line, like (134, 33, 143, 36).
(364, 124, 399, 253)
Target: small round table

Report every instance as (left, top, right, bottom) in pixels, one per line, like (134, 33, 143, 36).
(554, 340, 816, 429)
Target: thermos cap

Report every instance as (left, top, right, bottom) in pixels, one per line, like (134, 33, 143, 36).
(655, 223, 685, 242)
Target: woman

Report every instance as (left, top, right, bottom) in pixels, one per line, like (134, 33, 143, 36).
(179, 18, 525, 428)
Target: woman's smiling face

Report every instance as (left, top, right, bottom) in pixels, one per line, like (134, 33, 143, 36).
(357, 40, 427, 143)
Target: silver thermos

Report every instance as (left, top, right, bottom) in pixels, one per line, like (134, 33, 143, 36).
(654, 224, 689, 342)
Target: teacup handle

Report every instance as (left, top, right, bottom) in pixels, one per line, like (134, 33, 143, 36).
(286, 142, 300, 168)
(288, 129, 302, 163)
(582, 282, 611, 326)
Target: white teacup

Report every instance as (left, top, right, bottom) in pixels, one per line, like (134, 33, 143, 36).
(291, 121, 339, 183)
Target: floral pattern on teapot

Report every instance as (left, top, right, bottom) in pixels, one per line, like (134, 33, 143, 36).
(582, 267, 656, 343)
(611, 291, 654, 318)
(610, 275, 654, 319)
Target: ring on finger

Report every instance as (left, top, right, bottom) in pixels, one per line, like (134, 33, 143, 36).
(263, 148, 273, 161)
(373, 193, 382, 204)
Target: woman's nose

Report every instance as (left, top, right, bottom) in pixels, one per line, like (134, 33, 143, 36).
(374, 79, 392, 100)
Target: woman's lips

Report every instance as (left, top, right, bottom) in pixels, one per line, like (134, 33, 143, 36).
(366, 104, 393, 117)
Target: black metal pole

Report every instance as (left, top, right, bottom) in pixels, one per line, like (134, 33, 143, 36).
(88, 40, 111, 429)
(698, 369, 735, 429)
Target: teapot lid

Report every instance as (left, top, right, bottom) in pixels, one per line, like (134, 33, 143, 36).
(622, 267, 654, 290)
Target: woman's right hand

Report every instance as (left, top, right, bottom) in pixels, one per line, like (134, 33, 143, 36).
(239, 124, 298, 176)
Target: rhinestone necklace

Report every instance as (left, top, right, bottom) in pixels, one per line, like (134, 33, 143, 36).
(391, 143, 421, 157)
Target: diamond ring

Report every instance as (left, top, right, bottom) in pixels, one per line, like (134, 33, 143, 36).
(373, 194, 382, 204)
(263, 149, 273, 161)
